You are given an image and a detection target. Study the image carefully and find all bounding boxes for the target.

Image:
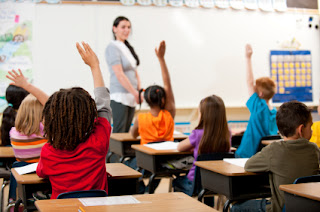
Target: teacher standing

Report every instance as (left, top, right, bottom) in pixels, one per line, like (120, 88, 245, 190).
(105, 16, 141, 133)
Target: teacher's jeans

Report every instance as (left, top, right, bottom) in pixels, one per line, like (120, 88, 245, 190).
(111, 100, 135, 133)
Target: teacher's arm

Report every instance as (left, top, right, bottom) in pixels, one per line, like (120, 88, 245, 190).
(112, 64, 140, 104)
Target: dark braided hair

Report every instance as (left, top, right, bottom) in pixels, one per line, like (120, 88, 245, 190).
(112, 16, 140, 66)
(144, 85, 166, 109)
(1, 85, 29, 146)
(42, 87, 98, 151)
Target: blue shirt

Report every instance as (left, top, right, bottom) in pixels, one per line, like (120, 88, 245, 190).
(236, 93, 278, 158)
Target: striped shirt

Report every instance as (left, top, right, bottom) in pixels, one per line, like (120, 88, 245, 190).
(10, 123, 47, 163)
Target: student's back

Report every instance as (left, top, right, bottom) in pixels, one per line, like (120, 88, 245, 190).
(131, 41, 175, 145)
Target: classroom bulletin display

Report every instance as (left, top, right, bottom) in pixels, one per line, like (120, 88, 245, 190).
(0, 3, 34, 111)
(270, 50, 313, 103)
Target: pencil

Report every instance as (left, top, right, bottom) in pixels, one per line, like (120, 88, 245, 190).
(78, 206, 85, 212)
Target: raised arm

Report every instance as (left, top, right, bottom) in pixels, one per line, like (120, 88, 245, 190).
(76, 42, 104, 88)
(6, 69, 48, 105)
(76, 42, 112, 123)
(155, 41, 175, 118)
(245, 44, 255, 96)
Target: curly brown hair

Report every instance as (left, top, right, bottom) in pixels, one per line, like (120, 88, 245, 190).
(42, 87, 97, 151)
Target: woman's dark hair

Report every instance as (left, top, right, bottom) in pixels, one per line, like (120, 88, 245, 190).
(1, 85, 29, 146)
(143, 85, 166, 109)
(42, 87, 98, 151)
(112, 16, 140, 66)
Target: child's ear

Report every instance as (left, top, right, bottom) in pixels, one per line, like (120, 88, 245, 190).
(297, 124, 304, 138)
(258, 91, 264, 98)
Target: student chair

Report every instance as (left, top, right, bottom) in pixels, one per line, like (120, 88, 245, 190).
(57, 190, 107, 199)
(193, 152, 235, 208)
(257, 134, 282, 152)
(0, 168, 11, 212)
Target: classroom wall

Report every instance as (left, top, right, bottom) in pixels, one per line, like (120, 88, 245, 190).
(31, 3, 320, 109)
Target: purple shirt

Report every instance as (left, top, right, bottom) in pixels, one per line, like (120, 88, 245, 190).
(186, 128, 232, 182)
(187, 129, 204, 181)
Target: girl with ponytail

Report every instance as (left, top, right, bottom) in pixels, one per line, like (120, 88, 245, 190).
(105, 16, 142, 133)
(130, 40, 175, 145)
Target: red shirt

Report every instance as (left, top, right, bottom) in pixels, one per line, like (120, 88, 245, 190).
(36, 117, 111, 199)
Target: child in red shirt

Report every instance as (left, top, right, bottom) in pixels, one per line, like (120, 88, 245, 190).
(7, 42, 112, 199)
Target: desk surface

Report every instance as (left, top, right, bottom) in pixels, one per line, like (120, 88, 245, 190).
(0, 147, 15, 158)
(279, 182, 320, 202)
(110, 133, 188, 142)
(132, 144, 192, 155)
(11, 163, 142, 184)
(195, 160, 261, 176)
(35, 192, 216, 212)
(261, 139, 281, 146)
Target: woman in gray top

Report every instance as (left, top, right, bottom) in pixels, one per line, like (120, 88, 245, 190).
(105, 16, 141, 133)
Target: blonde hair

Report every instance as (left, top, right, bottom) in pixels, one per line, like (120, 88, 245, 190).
(255, 77, 276, 100)
(15, 94, 43, 136)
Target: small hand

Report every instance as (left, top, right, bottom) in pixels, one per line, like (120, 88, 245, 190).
(245, 44, 253, 58)
(6, 69, 29, 88)
(155, 40, 166, 59)
(76, 42, 99, 68)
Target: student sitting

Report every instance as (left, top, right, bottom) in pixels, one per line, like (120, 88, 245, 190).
(7, 90, 48, 202)
(7, 42, 112, 199)
(235, 44, 278, 158)
(173, 95, 231, 195)
(130, 40, 175, 144)
(0, 85, 29, 146)
(231, 101, 320, 212)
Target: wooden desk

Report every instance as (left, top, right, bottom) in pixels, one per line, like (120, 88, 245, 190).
(12, 163, 142, 211)
(132, 144, 192, 194)
(108, 133, 188, 163)
(35, 192, 216, 212)
(280, 183, 320, 212)
(195, 160, 271, 212)
(0, 147, 15, 168)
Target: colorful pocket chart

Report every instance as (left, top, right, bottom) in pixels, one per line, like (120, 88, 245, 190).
(270, 50, 312, 103)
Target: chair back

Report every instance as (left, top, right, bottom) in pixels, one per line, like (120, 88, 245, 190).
(258, 134, 281, 152)
(57, 189, 107, 199)
(293, 175, 320, 184)
(191, 152, 235, 196)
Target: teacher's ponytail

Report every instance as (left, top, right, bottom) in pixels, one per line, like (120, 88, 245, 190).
(124, 40, 140, 66)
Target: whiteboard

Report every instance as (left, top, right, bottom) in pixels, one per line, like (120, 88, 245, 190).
(33, 4, 320, 108)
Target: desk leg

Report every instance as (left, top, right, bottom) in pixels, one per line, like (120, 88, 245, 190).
(148, 174, 156, 194)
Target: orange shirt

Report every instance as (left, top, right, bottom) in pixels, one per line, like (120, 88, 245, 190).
(138, 110, 174, 145)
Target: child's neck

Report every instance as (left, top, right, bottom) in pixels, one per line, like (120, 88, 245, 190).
(150, 107, 161, 117)
(283, 135, 302, 141)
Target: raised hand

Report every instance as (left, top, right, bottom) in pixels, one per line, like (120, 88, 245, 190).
(245, 44, 253, 58)
(76, 42, 99, 69)
(155, 40, 166, 59)
(6, 69, 29, 89)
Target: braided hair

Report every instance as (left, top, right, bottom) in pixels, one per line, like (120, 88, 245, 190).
(42, 87, 98, 151)
(1, 85, 29, 146)
(112, 16, 140, 66)
(143, 85, 166, 109)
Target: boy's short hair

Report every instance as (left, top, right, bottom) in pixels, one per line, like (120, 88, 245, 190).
(276, 101, 311, 137)
(255, 77, 276, 100)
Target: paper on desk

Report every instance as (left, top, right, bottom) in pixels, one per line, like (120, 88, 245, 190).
(173, 130, 183, 135)
(223, 158, 249, 168)
(14, 162, 38, 175)
(79, 196, 140, 206)
(144, 141, 179, 150)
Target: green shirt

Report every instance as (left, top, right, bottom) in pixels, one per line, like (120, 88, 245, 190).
(245, 138, 320, 212)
